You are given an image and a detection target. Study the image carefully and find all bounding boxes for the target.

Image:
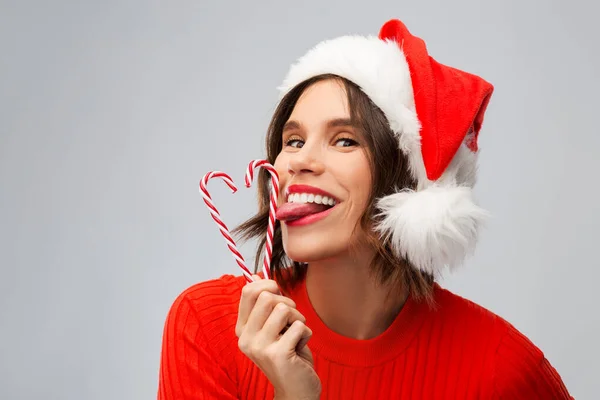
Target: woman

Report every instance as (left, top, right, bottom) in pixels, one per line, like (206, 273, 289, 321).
(158, 19, 572, 399)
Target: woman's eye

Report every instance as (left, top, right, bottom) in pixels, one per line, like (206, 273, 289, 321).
(285, 139, 304, 148)
(334, 138, 358, 147)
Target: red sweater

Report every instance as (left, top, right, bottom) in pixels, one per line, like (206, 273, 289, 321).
(158, 274, 572, 399)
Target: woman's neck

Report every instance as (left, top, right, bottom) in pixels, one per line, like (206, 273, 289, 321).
(305, 251, 409, 340)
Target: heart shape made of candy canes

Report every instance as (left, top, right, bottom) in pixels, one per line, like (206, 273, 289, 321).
(199, 159, 280, 283)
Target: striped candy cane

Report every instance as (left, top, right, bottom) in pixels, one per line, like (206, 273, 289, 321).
(199, 171, 254, 283)
(245, 159, 280, 281)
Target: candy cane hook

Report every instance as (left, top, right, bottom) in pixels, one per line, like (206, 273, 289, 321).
(199, 171, 253, 283)
(245, 160, 280, 280)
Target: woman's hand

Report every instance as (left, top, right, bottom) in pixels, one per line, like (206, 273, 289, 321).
(235, 274, 321, 400)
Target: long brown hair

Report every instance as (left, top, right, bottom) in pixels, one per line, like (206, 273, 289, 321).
(233, 74, 434, 302)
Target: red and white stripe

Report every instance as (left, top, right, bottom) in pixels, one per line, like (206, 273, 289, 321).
(245, 160, 280, 281)
(199, 171, 253, 283)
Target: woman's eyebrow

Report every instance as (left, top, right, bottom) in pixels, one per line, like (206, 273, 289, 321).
(326, 118, 355, 129)
(282, 118, 355, 134)
(282, 120, 301, 133)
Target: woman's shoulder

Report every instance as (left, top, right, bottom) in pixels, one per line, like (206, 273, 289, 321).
(433, 284, 545, 355)
(432, 284, 521, 337)
(166, 273, 247, 323)
(432, 285, 572, 398)
(158, 275, 249, 396)
(162, 274, 247, 349)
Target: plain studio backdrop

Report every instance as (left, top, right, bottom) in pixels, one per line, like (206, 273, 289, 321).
(1, 1, 598, 399)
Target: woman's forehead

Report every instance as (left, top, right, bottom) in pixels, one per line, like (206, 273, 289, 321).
(288, 80, 350, 126)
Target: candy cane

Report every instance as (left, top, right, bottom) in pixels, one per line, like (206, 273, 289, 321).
(245, 159, 280, 281)
(199, 171, 253, 283)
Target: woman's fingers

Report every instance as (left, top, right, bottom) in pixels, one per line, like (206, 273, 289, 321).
(236, 275, 296, 337)
(278, 320, 313, 353)
(234, 278, 318, 398)
(236, 276, 278, 332)
(259, 302, 306, 342)
(244, 291, 297, 336)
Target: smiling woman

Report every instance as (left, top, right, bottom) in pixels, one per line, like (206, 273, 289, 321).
(241, 74, 432, 300)
(157, 19, 573, 400)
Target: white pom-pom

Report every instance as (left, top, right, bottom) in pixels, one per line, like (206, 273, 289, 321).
(374, 185, 489, 276)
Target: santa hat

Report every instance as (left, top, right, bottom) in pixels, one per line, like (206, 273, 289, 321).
(277, 19, 494, 277)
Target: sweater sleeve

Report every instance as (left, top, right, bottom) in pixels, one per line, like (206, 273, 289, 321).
(492, 324, 572, 399)
(158, 275, 242, 399)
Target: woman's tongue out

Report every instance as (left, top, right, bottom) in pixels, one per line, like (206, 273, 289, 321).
(276, 202, 331, 222)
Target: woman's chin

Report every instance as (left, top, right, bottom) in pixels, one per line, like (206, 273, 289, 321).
(287, 254, 326, 264)
(283, 242, 340, 264)
(281, 226, 356, 263)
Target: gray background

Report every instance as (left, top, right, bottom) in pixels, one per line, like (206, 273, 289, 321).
(1, 1, 598, 399)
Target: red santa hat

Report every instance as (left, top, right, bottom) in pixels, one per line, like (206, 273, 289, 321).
(277, 19, 494, 277)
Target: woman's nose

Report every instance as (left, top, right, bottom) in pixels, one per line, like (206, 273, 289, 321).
(287, 144, 325, 176)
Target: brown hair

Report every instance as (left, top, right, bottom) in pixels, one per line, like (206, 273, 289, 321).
(233, 74, 435, 302)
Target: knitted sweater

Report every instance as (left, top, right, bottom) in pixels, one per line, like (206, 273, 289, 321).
(157, 274, 572, 399)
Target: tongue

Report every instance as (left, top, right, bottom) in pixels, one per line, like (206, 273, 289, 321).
(276, 203, 331, 221)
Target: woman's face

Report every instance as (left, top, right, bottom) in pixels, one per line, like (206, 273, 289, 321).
(274, 79, 373, 262)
